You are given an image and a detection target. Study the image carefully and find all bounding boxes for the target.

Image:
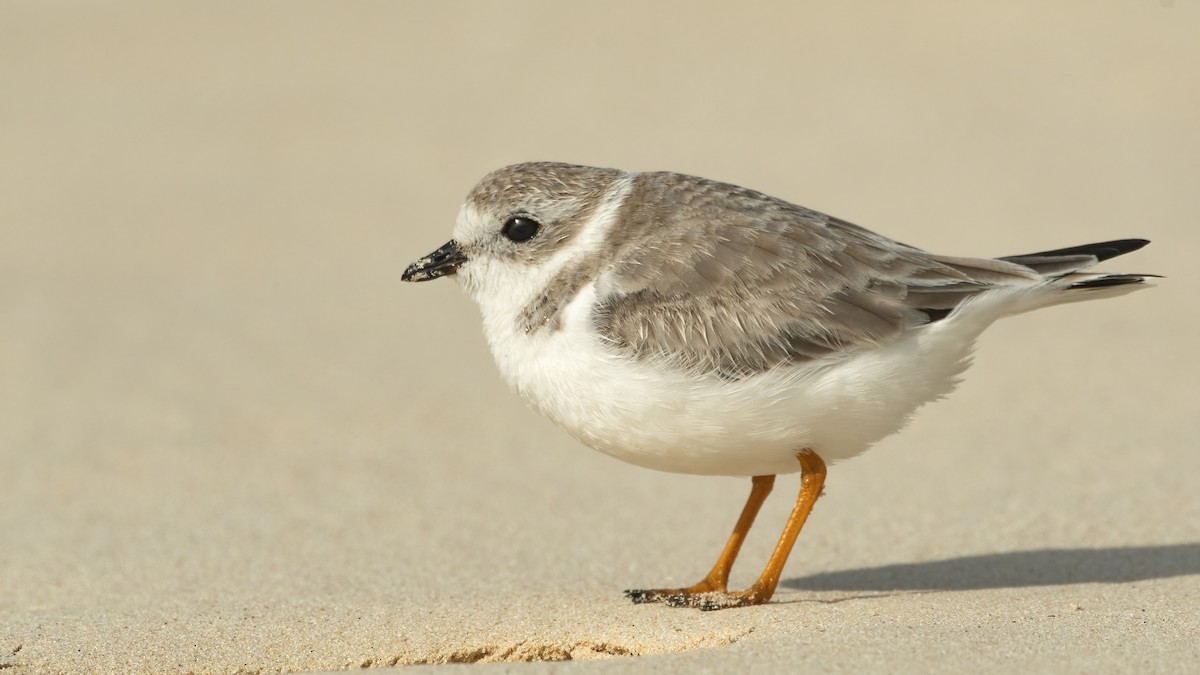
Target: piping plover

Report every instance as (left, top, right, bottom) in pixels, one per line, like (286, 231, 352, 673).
(403, 162, 1151, 610)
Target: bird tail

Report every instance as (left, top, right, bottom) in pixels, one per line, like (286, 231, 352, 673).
(999, 238, 1155, 304)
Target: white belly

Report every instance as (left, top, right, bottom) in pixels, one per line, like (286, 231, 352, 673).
(479, 283, 987, 477)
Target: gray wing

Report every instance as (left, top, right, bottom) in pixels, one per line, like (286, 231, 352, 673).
(592, 172, 1079, 378)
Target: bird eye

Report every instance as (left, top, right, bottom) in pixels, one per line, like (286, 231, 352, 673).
(501, 216, 540, 243)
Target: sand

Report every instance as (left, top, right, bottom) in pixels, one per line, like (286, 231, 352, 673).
(2, 2, 1198, 673)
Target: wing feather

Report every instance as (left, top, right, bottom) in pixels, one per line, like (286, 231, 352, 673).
(589, 172, 1094, 377)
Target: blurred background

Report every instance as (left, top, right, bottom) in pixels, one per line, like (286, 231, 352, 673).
(1, 1, 1198, 670)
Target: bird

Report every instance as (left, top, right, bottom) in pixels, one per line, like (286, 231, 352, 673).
(402, 162, 1152, 611)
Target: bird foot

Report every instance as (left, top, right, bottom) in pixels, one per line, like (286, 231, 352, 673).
(625, 580, 718, 605)
(624, 585, 770, 611)
(624, 588, 681, 604)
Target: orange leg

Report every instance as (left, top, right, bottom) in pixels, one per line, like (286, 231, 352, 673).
(626, 474, 775, 604)
(626, 449, 827, 611)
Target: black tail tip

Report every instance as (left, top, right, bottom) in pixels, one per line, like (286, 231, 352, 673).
(1095, 238, 1151, 261)
(1027, 238, 1151, 262)
(1070, 274, 1153, 289)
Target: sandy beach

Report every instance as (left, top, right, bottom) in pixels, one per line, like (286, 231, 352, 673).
(2, 2, 1198, 673)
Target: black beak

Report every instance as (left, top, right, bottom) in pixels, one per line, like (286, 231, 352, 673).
(402, 240, 467, 282)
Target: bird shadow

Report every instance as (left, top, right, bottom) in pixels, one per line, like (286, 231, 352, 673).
(782, 543, 1200, 593)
